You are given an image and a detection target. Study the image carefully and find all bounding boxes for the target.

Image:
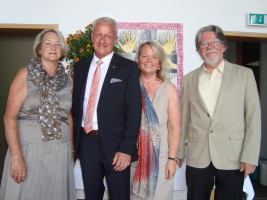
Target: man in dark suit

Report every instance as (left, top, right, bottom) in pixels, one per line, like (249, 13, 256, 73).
(72, 17, 142, 200)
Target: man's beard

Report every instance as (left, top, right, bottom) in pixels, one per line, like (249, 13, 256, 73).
(203, 50, 223, 67)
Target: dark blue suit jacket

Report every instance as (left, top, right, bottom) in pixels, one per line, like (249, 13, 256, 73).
(72, 54, 142, 164)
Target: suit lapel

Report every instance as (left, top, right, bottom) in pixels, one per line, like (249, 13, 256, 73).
(193, 66, 209, 113)
(98, 54, 120, 103)
(213, 61, 234, 117)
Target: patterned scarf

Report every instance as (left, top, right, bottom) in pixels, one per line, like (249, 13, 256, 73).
(27, 58, 66, 141)
(131, 83, 160, 200)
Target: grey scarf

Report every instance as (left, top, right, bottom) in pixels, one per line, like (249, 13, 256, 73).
(27, 58, 66, 141)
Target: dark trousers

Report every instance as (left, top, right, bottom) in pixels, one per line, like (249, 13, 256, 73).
(79, 129, 130, 200)
(186, 162, 244, 200)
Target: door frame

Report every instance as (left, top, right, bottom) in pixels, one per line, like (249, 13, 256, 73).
(224, 31, 267, 43)
(0, 24, 58, 34)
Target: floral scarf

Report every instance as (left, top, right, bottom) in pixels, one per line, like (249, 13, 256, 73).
(27, 58, 66, 141)
(131, 82, 160, 200)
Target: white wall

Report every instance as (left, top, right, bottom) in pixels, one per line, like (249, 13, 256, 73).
(1, 0, 267, 74)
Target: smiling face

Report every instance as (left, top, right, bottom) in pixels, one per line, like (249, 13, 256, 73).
(199, 31, 226, 70)
(138, 44, 160, 76)
(39, 32, 62, 62)
(91, 21, 118, 59)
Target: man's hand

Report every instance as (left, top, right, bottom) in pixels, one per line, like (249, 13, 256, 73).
(176, 158, 184, 168)
(72, 152, 76, 167)
(165, 160, 177, 179)
(112, 152, 131, 171)
(118, 32, 138, 54)
(240, 162, 256, 178)
(159, 32, 176, 55)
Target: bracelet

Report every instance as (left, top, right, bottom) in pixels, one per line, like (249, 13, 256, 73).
(168, 157, 178, 161)
(11, 155, 22, 161)
(71, 150, 75, 153)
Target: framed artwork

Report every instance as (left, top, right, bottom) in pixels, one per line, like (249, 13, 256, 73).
(117, 22, 183, 97)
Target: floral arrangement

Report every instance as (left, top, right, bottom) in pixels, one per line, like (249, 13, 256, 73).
(65, 23, 121, 76)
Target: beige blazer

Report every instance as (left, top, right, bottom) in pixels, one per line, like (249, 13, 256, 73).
(178, 61, 261, 170)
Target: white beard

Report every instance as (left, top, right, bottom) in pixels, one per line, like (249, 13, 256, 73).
(203, 50, 223, 67)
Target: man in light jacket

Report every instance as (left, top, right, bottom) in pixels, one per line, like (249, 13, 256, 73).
(177, 25, 261, 200)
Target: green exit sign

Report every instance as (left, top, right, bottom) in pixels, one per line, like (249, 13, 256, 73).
(248, 13, 267, 26)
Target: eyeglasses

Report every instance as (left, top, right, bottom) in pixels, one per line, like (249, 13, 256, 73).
(200, 40, 221, 49)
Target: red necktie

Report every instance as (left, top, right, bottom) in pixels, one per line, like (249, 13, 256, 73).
(84, 60, 103, 133)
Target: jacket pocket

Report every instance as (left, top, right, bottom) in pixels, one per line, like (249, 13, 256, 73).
(227, 131, 244, 163)
(229, 131, 245, 140)
(187, 131, 199, 161)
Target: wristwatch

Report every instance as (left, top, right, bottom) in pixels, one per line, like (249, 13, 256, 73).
(168, 157, 178, 161)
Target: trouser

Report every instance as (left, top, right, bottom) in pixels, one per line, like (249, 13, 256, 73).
(79, 128, 130, 200)
(186, 162, 244, 200)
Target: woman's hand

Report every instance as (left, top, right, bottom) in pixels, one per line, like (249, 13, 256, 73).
(3, 68, 27, 184)
(165, 159, 177, 179)
(165, 82, 181, 180)
(10, 155, 26, 183)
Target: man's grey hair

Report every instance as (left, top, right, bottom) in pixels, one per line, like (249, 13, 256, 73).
(195, 25, 228, 53)
(92, 17, 118, 36)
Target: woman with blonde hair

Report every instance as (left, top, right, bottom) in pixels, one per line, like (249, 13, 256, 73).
(131, 41, 181, 200)
(0, 29, 75, 200)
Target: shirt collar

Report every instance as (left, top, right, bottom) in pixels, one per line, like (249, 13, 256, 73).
(201, 60, 225, 74)
(93, 52, 114, 67)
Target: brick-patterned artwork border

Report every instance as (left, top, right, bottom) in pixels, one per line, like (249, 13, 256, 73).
(118, 22, 183, 97)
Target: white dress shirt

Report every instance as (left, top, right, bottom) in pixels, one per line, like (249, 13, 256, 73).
(81, 52, 114, 130)
(199, 61, 224, 118)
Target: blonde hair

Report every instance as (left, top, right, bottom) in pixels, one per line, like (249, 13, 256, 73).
(33, 29, 69, 61)
(136, 41, 169, 81)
